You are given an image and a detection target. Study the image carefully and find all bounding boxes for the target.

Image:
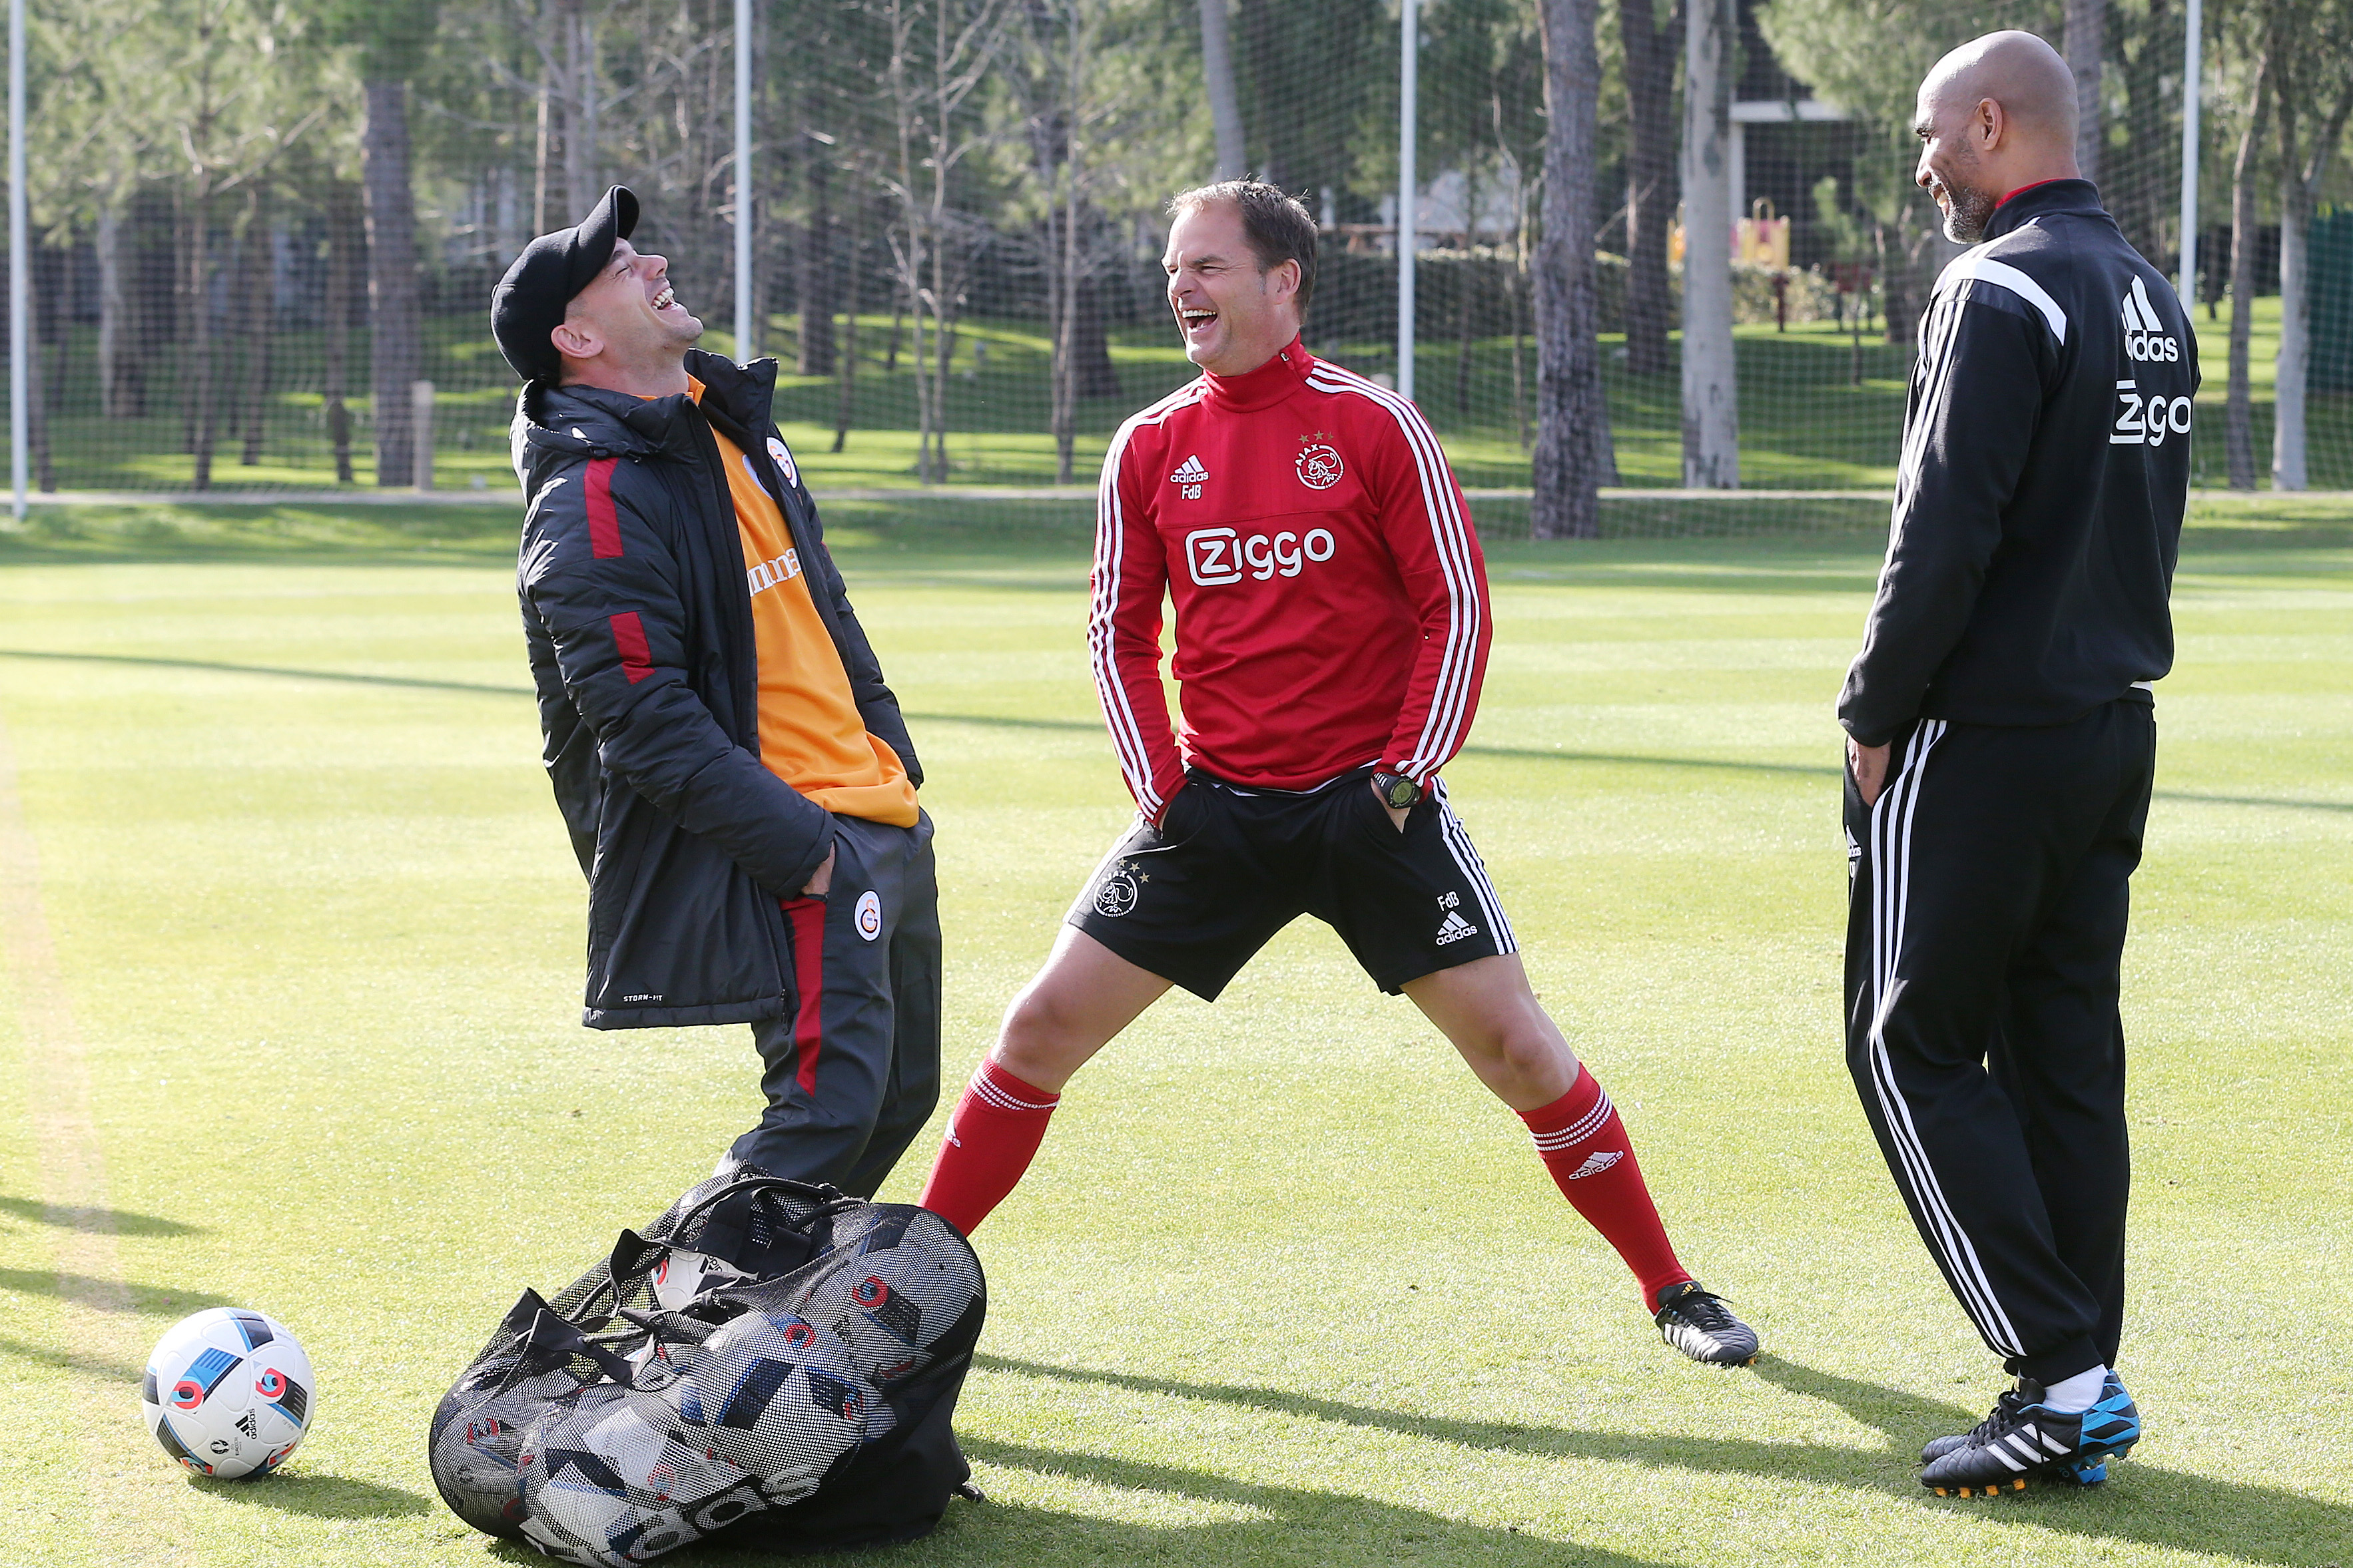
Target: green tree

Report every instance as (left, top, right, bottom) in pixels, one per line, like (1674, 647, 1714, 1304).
(318, 0, 442, 486)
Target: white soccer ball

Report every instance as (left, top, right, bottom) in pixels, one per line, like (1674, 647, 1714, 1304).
(141, 1308, 315, 1479)
(677, 1312, 870, 1493)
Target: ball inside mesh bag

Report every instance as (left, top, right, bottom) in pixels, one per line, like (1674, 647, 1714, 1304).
(649, 1246, 751, 1312)
(793, 1214, 980, 1386)
(675, 1312, 870, 1502)
(517, 1384, 754, 1567)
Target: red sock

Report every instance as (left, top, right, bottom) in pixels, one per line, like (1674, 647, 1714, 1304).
(1518, 1066, 1692, 1309)
(915, 1059, 1060, 1236)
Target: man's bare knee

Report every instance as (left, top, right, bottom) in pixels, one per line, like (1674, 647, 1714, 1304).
(1000, 978, 1090, 1055)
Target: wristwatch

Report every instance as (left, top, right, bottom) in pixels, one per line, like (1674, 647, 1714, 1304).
(1370, 770, 1423, 810)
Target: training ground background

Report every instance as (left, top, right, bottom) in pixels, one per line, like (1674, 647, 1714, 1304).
(0, 497, 2346, 1567)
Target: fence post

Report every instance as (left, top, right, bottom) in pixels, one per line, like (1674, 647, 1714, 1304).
(734, 0, 753, 361)
(1397, 0, 1418, 405)
(2176, 0, 2201, 304)
(9, 0, 25, 523)
(410, 380, 434, 491)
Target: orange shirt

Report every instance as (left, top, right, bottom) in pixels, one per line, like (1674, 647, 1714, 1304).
(690, 380, 918, 826)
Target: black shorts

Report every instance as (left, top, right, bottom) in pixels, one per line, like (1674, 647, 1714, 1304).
(1066, 768, 1518, 1000)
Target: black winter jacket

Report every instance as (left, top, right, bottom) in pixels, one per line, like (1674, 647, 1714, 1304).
(1840, 181, 2198, 747)
(513, 350, 921, 1029)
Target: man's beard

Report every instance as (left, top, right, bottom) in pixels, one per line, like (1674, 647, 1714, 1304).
(1934, 168, 1999, 244)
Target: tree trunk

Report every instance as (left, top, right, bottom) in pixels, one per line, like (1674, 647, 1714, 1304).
(190, 189, 218, 490)
(237, 186, 274, 466)
(29, 242, 53, 491)
(1453, 179, 1482, 416)
(2272, 156, 2308, 489)
(800, 146, 837, 376)
(563, 1, 599, 221)
(833, 196, 861, 453)
(1073, 273, 1120, 396)
(1532, 0, 1611, 538)
(533, 59, 554, 234)
(97, 196, 130, 420)
(2063, 0, 2103, 184)
(2225, 59, 2268, 491)
(1617, 0, 1680, 376)
(325, 180, 358, 485)
(1199, 0, 1247, 179)
(2270, 82, 2351, 492)
(364, 76, 422, 487)
(1678, 0, 1737, 487)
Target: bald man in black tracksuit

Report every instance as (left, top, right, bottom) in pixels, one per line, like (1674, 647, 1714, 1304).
(1839, 152, 2197, 1493)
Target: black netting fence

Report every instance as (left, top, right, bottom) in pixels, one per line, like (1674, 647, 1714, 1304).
(6, 0, 2348, 531)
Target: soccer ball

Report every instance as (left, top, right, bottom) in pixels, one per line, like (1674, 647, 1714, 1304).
(676, 1312, 872, 1491)
(141, 1308, 315, 1479)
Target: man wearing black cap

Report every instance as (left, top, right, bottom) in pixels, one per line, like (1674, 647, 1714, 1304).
(494, 187, 940, 1196)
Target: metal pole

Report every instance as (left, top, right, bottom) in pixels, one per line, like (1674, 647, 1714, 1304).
(9, 0, 25, 521)
(1396, 0, 1417, 403)
(734, 0, 753, 361)
(2175, 0, 2202, 304)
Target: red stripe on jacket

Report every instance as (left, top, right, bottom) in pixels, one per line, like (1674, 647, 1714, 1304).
(585, 457, 623, 558)
(608, 611, 654, 682)
(784, 897, 827, 1093)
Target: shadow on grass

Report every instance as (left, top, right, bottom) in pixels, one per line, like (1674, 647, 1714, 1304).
(580, 1439, 1699, 1568)
(0, 647, 534, 697)
(7, 651, 2348, 819)
(188, 1469, 436, 1519)
(0, 1266, 237, 1314)
(0, 1330, 145, 1383)
(971, 1354, 2348, 1567)
(0, 1194, 203, 1236)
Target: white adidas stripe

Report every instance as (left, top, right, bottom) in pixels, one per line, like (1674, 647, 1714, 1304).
(1531, 1087, 1614, 1151)
(1302, 366, 1483, 780)
(1431, 780, 1518, 953)
(970, 1072, 1057, 1113)
(1937, 248, 2070, 343)
(1861, 720, 2026, 1358)
(1088, 382, 1208, 817)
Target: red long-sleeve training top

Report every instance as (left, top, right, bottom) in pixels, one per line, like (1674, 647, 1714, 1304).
(1090, 336, 1493, 820)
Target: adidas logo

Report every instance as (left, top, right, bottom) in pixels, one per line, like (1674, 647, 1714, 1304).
(1170, 455, 1208, 499)
(1435, 910, 1479, 945)
(2121, 276, 2180, 362)
(1565, 1149, 1624, 1179)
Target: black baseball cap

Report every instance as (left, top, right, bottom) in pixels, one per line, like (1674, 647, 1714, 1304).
(490, 185, 639, 384)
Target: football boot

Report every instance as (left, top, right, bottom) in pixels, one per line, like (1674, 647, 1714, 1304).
(1652, 1282, 1760, 1366)
(1919, 1374, 2141, 1496)
(1921, 1371, 2128, 1478)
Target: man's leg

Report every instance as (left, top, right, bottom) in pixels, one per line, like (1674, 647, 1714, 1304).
(837, 816, 945, 1200)
(914, 925, 1170, 1233)
(727, 820, 912, 1187)
(1989, 703, 2153, 1370)
(1844, 719, 2110, 1386)
(1312, 778, 1743, 1357)
(1405, 954, 1694, 1308)
(916, 780, 1297, 1234)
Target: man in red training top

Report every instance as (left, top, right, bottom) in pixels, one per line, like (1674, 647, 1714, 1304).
(917, 180, 1758, 1364)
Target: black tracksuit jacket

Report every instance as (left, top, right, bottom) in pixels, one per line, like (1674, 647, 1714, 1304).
(1839, 180, 2200, 747)
(512, 350, 920, 1029)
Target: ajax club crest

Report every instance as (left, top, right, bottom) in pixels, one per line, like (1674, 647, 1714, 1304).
(1094, 862, 1141, 918)
(1295, 441, 1344, 491)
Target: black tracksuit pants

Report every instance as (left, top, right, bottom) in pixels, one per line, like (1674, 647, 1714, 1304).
(727, 811, 942, 1198)
(1843, 696, 2155, 1384)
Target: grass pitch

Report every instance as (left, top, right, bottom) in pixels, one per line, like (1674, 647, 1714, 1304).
(0, 499, 2346, 1567)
